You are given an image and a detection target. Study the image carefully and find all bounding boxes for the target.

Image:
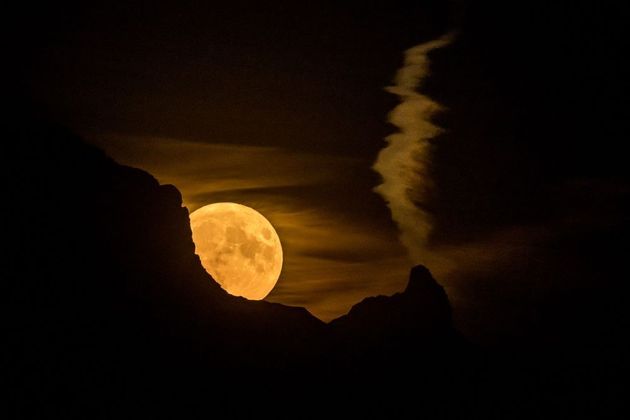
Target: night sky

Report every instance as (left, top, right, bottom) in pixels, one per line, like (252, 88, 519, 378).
(19, 0, 630, 339)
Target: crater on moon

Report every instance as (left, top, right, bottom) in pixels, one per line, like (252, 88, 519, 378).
(189, 202, 283, 300)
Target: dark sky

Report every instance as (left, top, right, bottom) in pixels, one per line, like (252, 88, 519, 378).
(18, 1, 630, 338)
(25, 1, 449, 155)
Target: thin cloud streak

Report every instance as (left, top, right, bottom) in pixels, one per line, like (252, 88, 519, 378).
(89, 133, 359, 211)
(373, 34, 453, 263)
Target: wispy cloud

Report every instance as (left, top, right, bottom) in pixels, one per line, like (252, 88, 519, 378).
(373, 34, 453, 263)
(87, 133, 410, 321)
(89, 134, 358, 210)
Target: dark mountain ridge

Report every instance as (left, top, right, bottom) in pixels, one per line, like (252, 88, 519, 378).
(6, 121, 463, 416)
(5, 120, 623, 417)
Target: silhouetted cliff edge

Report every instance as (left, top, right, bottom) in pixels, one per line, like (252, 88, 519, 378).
(9, 121, 624, 418)
(6, 121, 468, 416)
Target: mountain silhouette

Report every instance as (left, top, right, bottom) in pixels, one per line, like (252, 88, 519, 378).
(6, 120, 471, 416)
(332, 265, 452, 333)
(6, 119, 624, 417)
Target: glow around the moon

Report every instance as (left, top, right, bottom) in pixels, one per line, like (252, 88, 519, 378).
(189, 202, 283, 300)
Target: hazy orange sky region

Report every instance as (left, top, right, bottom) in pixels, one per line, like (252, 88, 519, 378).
(89, 133, 411, 321)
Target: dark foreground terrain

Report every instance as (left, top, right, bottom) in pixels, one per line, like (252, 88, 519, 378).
(5, 120, 627, 418)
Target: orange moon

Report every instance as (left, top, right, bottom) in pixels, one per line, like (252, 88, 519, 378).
(189, 202, 283, 300)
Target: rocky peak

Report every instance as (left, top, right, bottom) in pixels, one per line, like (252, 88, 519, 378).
(405, 264, 441, 295)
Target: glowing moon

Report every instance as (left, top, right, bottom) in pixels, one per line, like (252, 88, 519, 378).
(189, 202, 283, 300)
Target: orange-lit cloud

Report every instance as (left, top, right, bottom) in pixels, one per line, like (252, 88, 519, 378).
(88, 133, 410, 321)
(373, 34, 452, 263)
(89, 134, 357, 211)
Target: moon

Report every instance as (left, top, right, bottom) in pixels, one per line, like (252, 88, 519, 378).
(189, 202, 283, 300)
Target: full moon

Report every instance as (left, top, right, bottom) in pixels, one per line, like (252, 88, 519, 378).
(189, 202, 283, 300)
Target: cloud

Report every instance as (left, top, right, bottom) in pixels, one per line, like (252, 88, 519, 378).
(369, 33, 630, 341)
(87, 133, 411, 321)
(89, 133, 360, 211)
(373, 34, 453, 263)
(262, 207, 409, 320)
(271, 254, 410, 321)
